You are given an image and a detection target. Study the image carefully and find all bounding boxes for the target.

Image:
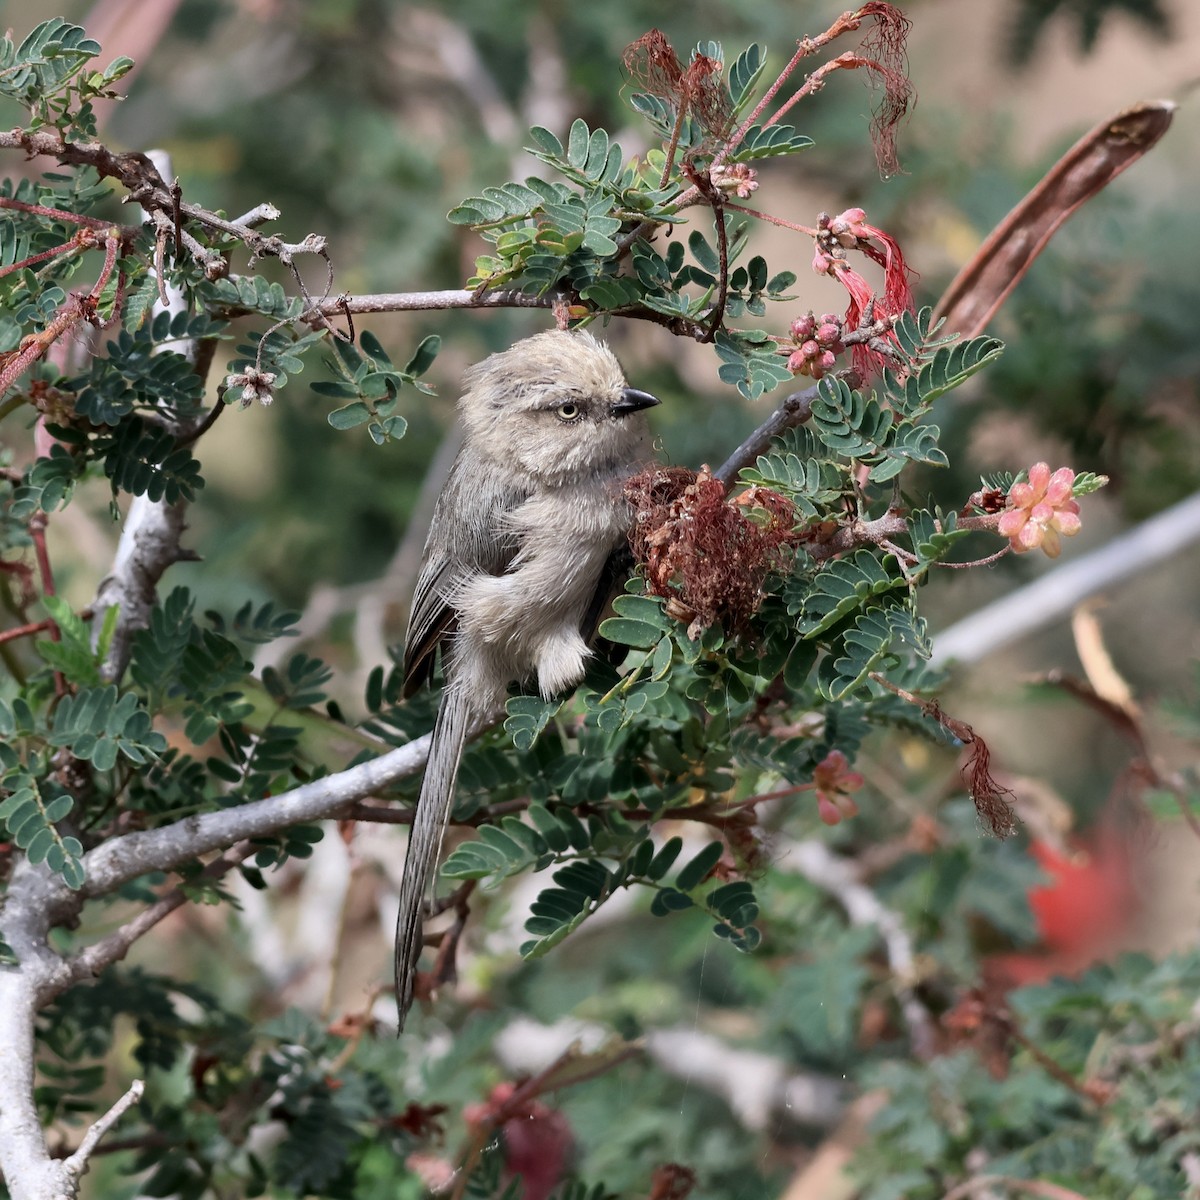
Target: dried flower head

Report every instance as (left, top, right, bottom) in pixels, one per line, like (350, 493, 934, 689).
(965, 736, 1017, 839)
(224, 367, 277, 408)
(623, 30, 734, 153)
(855, 3, 915, 176)
(625, 465, 796, 639)
(709, 162, 759, 198)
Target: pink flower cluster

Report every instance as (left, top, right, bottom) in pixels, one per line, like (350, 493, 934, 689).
(786, 312, 846, 380)
(827, 207, 872, 245)
(998, 463, 1082, 558)
(810, 207, 914, 377)
(813, 749, 864, 826)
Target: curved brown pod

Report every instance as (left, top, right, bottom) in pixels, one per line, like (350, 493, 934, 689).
(933, 100, 1177, 339)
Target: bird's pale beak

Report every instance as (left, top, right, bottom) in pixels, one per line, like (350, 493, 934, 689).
(611, 387, 660, 417)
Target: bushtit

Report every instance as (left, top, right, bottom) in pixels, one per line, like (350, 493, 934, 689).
(395, 329, 659, 1027)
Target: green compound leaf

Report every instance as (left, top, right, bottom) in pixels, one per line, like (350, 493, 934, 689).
(791, 549, 906, 636)
(728, 124, 814, 162)
(505, 695, 562, 751)
(0, 776, 85, 889)
(727, 43, 767, 113)
(714, 329, 794, 401)
(906, 509, 972, 577)
(676, 840, 724, 891)
(521, 858, 621, 958)
(816, 603, 930, 701)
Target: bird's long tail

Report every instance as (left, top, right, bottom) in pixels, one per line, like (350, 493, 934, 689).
(394, 685, 472, 1029)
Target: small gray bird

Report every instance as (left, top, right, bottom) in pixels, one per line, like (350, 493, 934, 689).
(395, 329, 659, 1027)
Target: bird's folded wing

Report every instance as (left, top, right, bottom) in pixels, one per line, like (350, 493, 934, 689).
(401, 460, 531, 696)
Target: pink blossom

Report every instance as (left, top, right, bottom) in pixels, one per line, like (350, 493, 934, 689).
(811, 208, 915, 376)
(785, 313, 845, 381)
(828, 207, 869, 244)
(813, 750, 865, 826)
(997, 463, 1082, 558)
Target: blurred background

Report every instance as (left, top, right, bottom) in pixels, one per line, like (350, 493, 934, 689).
(4, 0, 1199, 1193)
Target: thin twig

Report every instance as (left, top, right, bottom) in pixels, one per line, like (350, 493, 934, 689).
(0, 195, 119, 230)
(722, 202, 817, 236)
(65, 843, 258, 985)
(704, 191, 728, 342)
(1042, 669, 1200, 842)
(340, 796, 529, 827)
(495, 1017, 845, 1131)
(937, 545, 1010, 569)
(763, 52, 864, 131)
(780, 838, 937, 1059)
(711, 10, 868, 171)
(0, 235, 87, 280)
(60, 1079, 145, 1184)
(0, 616, 58, 646)
(449, 1041, 644, 1200)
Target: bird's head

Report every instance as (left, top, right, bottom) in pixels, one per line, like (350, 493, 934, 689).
(459, 330, 659, 485)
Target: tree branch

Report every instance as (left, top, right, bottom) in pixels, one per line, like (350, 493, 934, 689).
(0, 858, 90, 1199)
(930, 489, 1200, 667)
(79, 734, 436, 899)
(312, 289, 552, 318)
(64, 843, 257, 986)
(93, 493, 193, 682)
(714, 383, 821, 487)
(0, 128, 322, 280)
(493, 1016, 846, 1132)
(59, 1079, 145, 1190)
(779, 837, 937, 1060)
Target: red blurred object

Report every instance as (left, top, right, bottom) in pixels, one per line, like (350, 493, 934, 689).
(986, 827, 1139, 988)
(464, 1082, 573, 1200)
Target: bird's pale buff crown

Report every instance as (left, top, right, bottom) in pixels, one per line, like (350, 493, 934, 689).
(458, 329, 655, 485)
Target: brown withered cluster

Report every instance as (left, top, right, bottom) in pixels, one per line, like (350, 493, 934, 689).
(621, 30, 733, 156)
(624, 466, 796, 640)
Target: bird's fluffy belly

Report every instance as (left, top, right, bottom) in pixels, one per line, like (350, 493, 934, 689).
(455, 489, 626, 699)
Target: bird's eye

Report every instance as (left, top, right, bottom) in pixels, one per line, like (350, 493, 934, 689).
(556, 402, 581, 421)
